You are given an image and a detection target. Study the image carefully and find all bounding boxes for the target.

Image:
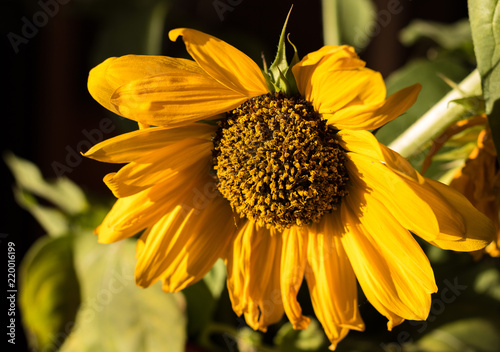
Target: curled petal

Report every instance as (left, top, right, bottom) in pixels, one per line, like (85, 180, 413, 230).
(225, 221, 284, 331)
(135, 196, 236, 292)
(111, 72, 248, 127)
(426, 179, 496, 251)
(341, 168, 437, 327)
(325, 84, 421, 131)
(169, 28, 268, 97)
(305, 212, 365, 349)
(280, 226, 310, 330)
(88, 55, 201, 116)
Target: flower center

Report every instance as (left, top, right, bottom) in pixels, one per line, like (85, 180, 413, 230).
(212, 93, 349, 230)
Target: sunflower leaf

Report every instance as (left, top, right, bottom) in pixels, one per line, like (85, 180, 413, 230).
(469, 0, 500, 114)
(19, 235, 81, 352)
(4, 152, 87, 215)
(182, 259, 226, 337)
(469, 0, 500, 162)
(59, 233, 186, 352)
(274, 319, 325, 351)
(13, 187, 69, 237)
(409, 317, 500, 352)
(400, 19, 472, 51)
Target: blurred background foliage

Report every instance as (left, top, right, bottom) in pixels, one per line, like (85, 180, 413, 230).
(2, 0, 499, 351)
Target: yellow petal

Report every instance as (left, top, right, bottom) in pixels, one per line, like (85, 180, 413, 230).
(104, 138, 211, 198)
(111, 72, 248, 127)
(97, 169, 214, 243)
(379, 143, 422, 181)
(84, 124, 216, 163)
(292, 45, 365, 99)
(88, 55, 202, 116)
(426, 178, 496, 251)
(225, 221, 284, 332)
(134, 196, 236, 292)
(338, 128, 384, 160)
(310, 69, 386, 115)
(341, 185, 437, 326)
(377, 147, 479, 244)
(169, 28, 268, 97)
(280, 226, 310, 330)
(368, 144, 478, 247)
(325, 84, 421, 130)
(346, 153, 440, 242)
(305, 212, 364, 349)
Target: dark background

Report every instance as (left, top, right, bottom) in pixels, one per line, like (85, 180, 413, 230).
(1, 0, 469, 350)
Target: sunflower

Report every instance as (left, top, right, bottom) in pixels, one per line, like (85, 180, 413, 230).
(85, 28, 495, 349)
(448, 117, 500, 257)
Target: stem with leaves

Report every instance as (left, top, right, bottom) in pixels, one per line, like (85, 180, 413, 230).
(388, 70, 482, 157)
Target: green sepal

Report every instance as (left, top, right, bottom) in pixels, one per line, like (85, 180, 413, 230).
(449, 96, 485, 116)
(265, 8, 300, 96)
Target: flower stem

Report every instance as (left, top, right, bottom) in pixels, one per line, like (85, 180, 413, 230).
(321, 0, 340, 46)
(388, 69, 482, 157)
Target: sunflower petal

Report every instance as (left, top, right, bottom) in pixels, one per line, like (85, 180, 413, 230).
(305, 212, 364, 349)
(111, 72, 248, 127)
(376, 147, 483, 245)
(104, 138, 211, 198)
(311, 69, 386, 115)
(346, 153, 440, 242)
(134, 196, 236, 292)
(338, 129, 384, 159)
(84, 124, 216, 163)
(88, 55, 202, 116)
(97, 169, 213, 243)
(325, 84, 421, 131)
(280, 226, 310, 330)
(226, 221, 284, 332)
(169, 28, 268, 97)
(292, 45, 365, 99)
(341, 182, 437, 327)
(426, 178, 496, 251)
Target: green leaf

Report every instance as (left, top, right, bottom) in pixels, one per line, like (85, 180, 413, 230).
(275, 319, 326, 352)
(400, 19, 472, 50)
(468, 0, 500, 114)
(409, 317, 500, 352)
(60, 233, 186, 352)
(467, 0, 500, 163)
(13, 187, 69, 236)
(19, 235, 81, 351)
(474, 267, 500, 301)
(202, 258, 226, 299)
(4, 152, 87, 215)
(337, 0, 376, 51)
(182, 259, 226, 337)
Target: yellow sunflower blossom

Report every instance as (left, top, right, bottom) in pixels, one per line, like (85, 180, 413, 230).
(84, 28, 495, 350)
(448, 117, 500, 257)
